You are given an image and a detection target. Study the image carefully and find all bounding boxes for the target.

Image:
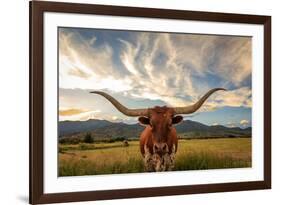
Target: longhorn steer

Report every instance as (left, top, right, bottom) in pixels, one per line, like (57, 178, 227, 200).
(90, 88, 225, 172)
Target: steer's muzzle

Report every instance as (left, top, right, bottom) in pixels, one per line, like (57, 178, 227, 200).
(153, 143, 169, 156)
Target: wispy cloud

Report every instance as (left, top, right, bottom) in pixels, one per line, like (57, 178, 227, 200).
(205, 87, 252, 110)
(59, 29, 131, 92)
(59, 28, 252, 123)
(67, 67, 91, 79)
(59, 108, 89, 116)
(59, 108, 101, 121)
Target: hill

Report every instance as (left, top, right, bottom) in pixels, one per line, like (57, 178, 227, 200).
(59, 119, 112, 136)
(58, 119, 251, 141)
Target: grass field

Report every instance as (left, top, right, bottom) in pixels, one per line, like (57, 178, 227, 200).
(58, 138, 251, 176)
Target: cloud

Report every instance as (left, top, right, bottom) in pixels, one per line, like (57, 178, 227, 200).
(205, 87, 252, 110)
(59, 29, 132, 92)
(118, 33, 197, 103)
(59, 29, 115, 78)
(226, 122, 236, 128)
(67, 67, 91, 79)
(162, 34, 252, 86)
(117, 32, 251, 108)
(217, 38, 252, 86)
(59, 28, 252, 122)
(59, 108, 101, 121)
(59, 88, 141, 123)
(59, 108, 89, 116)
(240, 119, 250, 127)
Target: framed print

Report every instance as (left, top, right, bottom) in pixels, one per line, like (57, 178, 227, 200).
(29, 0, 271, 204)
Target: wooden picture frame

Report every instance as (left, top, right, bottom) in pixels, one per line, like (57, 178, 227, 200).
(30, 1, 271, 204)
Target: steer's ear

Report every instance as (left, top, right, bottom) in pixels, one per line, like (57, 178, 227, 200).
(138, 116, 150, 126)
(172, 115, 183, 124)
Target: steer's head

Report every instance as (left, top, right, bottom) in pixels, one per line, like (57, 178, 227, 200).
(90, 88, 226, 156)
(138, 106, 182, 155)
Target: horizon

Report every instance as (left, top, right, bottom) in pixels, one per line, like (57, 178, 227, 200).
(59, 27, 252, 129)
(58, 117, 251, 129)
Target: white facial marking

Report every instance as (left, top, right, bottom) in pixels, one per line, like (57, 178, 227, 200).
(143, 144, 176, 172)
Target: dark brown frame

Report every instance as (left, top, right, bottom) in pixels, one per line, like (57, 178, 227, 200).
(30, 1, 271, 204)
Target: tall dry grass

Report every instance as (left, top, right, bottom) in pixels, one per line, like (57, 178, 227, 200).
(59, 138, 251, 176)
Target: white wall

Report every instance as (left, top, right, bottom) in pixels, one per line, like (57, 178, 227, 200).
(0, 0, 279, 204)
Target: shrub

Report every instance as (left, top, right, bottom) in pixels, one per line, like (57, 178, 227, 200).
(114, 136, 126, 142)
(58, 146, 64, 153)
(59, 138, 67, 144)
(108, 138, 115, 143)
(84, 133, 94, 143)
(59, 137, 80, 144)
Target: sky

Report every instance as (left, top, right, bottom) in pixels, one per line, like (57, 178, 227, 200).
(58, 27, 252, 128)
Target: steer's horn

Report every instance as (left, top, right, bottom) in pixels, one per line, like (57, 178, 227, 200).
(173, 88, 226, 114)
(90, 91, 148, 117)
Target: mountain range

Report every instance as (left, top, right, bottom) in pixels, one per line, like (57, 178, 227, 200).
(59, 119, 251, 140)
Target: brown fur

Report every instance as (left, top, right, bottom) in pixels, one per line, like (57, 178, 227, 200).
(139, 106, 181, 171)
(139, 125, 178, 156)
(91, 89, 225, 171)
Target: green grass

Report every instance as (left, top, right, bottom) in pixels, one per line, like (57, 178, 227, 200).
(58, 138, 251, 176)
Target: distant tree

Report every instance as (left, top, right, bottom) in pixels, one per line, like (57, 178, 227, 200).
(115, 136, 125, 142)
(84, 133, 94, 143)
(59, 138, 67, 144)
(108, 138, 115, 143)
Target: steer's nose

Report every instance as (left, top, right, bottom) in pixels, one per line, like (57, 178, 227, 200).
(153, 143, 168, 155)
